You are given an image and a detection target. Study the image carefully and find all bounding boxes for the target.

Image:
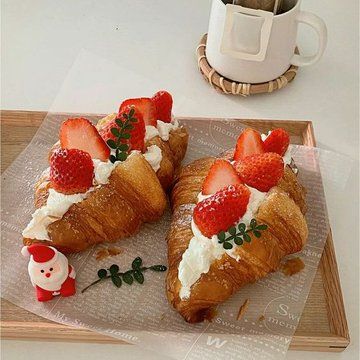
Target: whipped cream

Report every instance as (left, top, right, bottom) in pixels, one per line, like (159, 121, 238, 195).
(144, 119, 179, 142)
(92, 159, 117, 185)
(145, 125, 160, 141)
(179, 186, 267, 299)
(22, 189, 89, 240)
(132, 145, 162, 172)
(260, 132, 269, 142)
(179, 220, 224, 299)
(197, 192, 211, 202)
(241, 187, 267, 226)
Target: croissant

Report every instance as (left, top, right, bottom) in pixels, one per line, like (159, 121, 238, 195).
(23, 109, 188, 253)
(166, 152, 308, 323)
(23, 153, 168, 253)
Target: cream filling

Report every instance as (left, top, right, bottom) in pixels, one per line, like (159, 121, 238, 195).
(132, 145, 162, 172)
(22, 119, 179, 241)
(145, 119, 179, 142)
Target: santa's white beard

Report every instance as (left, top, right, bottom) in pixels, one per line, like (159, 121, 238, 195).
(30, 254, 68, 291)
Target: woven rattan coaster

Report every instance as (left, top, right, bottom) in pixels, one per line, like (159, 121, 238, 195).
(197, 34, 299, 96)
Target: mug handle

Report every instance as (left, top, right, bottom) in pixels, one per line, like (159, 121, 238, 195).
(290, 11, 327, 67)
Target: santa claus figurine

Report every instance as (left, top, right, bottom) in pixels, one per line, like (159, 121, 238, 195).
(21, 244, 76, 302)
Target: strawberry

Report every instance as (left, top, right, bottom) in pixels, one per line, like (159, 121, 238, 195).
(99, 105, 145, 152)
(263, 128, 290, 156)
(50, 148, 94, 194)
(202, 159, 242, 195)
(193, 184, 250, 238)
(59, 118, 110, 162)
(235, 153, 284, 192)
(151, 90, 173, 123)
(233, 128, 264, 162)
(119, 97, 157, 126)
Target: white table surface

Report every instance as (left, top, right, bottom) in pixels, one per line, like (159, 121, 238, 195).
(1, 0, 359, 359)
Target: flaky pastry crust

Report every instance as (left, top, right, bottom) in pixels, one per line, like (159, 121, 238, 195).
(166, 157, 308, 323)
(23, 115, 188, 253)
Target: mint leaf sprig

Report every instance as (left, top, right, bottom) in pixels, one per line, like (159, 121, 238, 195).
(81, 257, 167, 293)
(217, 219, 268, 250)
(106, 107, 138, 163)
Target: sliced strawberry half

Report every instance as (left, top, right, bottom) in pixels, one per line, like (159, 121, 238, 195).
(119, 97, 157, 127)
(151, 90, 173, 123)
(233, 128, 264, 162)
(193, 184, 250, 238)
(50, 148, 94, 194)
(99, 105, 145, 152)
(60, 118, 110, 162)
(235, 152, 284, 192)
(263, 128, 290, 156)
(202, 159, 242, 195)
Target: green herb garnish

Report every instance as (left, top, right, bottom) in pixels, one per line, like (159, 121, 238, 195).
(217, 218, 268, 250)
(106, 107, 138, 163)
(81, 257, 167, 293)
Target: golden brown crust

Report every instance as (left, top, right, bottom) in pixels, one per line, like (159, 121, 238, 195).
(24, 153, 167, 253)
(278, 165, 307, 213)
(170, 157, 215, 210)
(166, 157, 308, 323)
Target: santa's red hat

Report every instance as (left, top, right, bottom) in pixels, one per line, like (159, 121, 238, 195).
(21, 244, 58, 267)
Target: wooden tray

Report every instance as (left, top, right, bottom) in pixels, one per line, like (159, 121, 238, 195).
(0, 110, 350, 352)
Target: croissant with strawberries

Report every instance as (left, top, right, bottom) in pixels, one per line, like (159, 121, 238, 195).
(166, 128, 308, 323)
(23, 91, 188, 253)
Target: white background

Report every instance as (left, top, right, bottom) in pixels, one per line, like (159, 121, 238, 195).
(1, 0, 359, 359)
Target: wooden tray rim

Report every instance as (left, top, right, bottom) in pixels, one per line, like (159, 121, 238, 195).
(0, 110, 350, 352)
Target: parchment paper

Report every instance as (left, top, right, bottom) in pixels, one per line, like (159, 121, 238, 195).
(1, 114, 352, 360)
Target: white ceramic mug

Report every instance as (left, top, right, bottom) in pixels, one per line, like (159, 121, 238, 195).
(206, 0, 327, 83)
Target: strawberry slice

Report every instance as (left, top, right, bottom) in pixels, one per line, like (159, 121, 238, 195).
(202, 159, 242, 195)
(263, 128, 290, 156)
(194, 184, 250, 238)
(151, 90, 173, 123)
(60, 118, 110, 162)
(99, 105, 145, 152)
(233, 128, 264, 162)
(50, 148, 94, 194)
(119, 98, 157, 127)
(235, 153, 284, 192)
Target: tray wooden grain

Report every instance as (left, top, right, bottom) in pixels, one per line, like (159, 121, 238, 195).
(0, 110, 350, 352)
